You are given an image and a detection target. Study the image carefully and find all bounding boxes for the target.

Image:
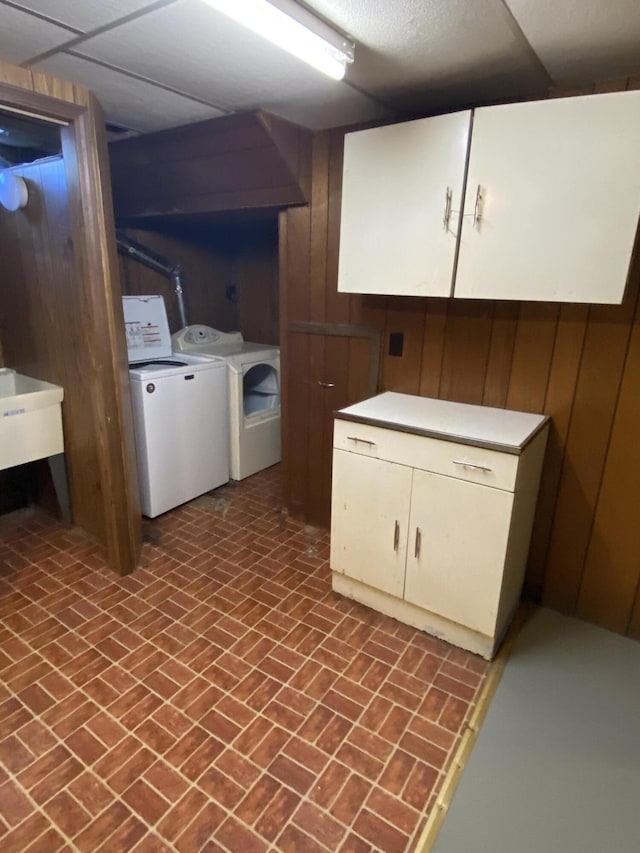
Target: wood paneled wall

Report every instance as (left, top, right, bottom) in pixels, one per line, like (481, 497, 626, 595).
(280, 132, 386, 526)
(110, 111, 311, 219)
(118, 228, 235, 333)
(232, 220, 280, 345)
(118, 219, 280, 342)
(0, 58, 141, 575)
(0, 156, 103, 535)
(280, 78, 640, 638)
(109, 108, 303, 346)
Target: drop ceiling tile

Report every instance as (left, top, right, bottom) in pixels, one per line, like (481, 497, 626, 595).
(306, 0, 549, 103)
(506, 0, 640, 83)
(0, 4, 75, 63)
(260, 86, 390, 130)
(71, 0, 385, 124)
(6, 0, 175, 32)
(31, 53, 226, 132)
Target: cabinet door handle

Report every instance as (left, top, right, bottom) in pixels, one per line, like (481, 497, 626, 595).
(473, 184, 483, 229)
(318, 381, 335, 388)
(393, 520, 399, 552)
(347, 436, 376, 447)
(452, 459, 493, 473)
(414, 527, 421, 559)
(443, 186, 452, 231)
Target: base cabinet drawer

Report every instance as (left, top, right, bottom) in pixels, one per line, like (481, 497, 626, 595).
(333, 418, 519, 491)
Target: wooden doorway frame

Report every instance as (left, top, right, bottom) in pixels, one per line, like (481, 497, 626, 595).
(0, 78, 141, 575)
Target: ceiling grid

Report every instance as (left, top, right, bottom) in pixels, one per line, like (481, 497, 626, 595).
(0, 0, 637, 133)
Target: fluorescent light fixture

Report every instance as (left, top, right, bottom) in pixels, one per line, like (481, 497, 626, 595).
(201, 0, 354, 80)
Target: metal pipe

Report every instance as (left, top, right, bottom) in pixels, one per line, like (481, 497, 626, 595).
(172, 267, 187, 329)
(116, 230, 189, 326)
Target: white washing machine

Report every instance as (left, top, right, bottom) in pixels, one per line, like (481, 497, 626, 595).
(172, 325, 281, 481)
(123, 296, 229, 517)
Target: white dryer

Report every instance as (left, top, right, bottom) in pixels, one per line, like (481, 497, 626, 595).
(172, 325, 281, 481)
(124, 297, 229, 517)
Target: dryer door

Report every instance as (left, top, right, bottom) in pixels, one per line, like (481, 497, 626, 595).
(243, 362, 280, 419)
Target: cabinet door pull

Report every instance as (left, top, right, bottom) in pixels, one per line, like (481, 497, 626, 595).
(443, 186, 452, 231)
(414, 527, 421, 559)
(393, 521, 399, 552)
(318, 381, 335, 388)
(452, 459, 493, 473)
(347, 436, 376, 447)
(473, 184, 483, 229)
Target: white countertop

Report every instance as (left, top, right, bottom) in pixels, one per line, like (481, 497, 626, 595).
(336, 392, 548, 452)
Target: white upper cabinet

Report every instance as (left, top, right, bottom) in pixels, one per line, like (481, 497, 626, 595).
(337, 91, 640, 304)
(455, 92, 640, 302)
(337, 110, 472, 297)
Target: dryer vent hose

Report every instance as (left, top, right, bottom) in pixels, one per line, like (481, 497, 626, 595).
(116, 230, 188, 328)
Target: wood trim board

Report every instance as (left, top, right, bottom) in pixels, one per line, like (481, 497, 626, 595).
(0, 60, 141, 576)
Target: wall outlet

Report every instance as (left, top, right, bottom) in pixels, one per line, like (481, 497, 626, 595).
(389, 332, 404, 357)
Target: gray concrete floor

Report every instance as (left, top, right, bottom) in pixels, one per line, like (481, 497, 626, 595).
(433, 608, 640, 853)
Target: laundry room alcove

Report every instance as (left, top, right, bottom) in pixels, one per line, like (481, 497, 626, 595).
(111, 110, 311, 345)
(110, 110, 312, 523)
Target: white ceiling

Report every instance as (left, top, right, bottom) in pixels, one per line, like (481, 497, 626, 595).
(0, 0, 638, 134)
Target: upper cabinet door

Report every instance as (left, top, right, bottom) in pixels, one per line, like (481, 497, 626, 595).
(337, 111, 472, 297)
(455, 92, 640, 303)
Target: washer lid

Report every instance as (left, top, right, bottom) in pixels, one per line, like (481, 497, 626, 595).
(123, 295, 172, 362)
(129, 352, 226, 379)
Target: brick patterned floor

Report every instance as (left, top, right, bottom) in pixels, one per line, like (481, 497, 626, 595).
(0, 466, 489, 852)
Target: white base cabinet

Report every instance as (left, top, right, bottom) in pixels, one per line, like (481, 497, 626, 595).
(330, 393, 549, 659)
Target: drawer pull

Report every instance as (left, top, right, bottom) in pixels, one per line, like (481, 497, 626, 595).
(414, 527, 421, 559)
(318, 381, 335, 388)
(347, 436, 376, 447)
(393, 520, 399, 552)
(453, 460, 493, 473)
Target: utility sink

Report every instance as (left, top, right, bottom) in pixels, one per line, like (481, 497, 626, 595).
(0, 368, 64, 471)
